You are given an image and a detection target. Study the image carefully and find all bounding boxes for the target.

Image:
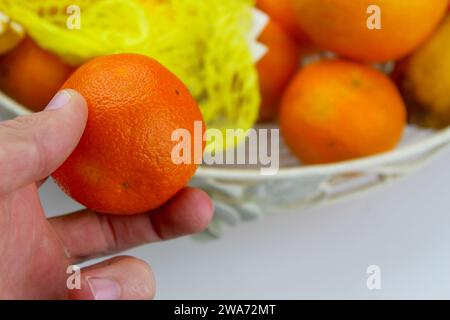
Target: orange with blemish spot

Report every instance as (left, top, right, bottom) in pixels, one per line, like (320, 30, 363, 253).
(52, 54, 205, 215)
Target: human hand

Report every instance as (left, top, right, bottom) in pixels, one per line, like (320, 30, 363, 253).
(0, 90, 213, 300)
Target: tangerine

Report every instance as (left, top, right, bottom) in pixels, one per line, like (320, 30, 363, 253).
(293, 0, 449, 62)
(257, 20, 300, 122)
(280, 59, 406, 164)
(0, 37, 74, 111)
(52, 54, 205, 215)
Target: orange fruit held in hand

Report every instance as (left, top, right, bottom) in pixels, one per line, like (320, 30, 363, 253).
(293, 0, 449, 62)
(52, 54, 205, 215)
(0, 38, 74, 111)
(280, 59, 406, 164)
(256, 0, 309, 43)
(257, 20, 300, 122)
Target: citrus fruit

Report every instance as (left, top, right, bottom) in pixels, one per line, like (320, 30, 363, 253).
(280, 59, 406, 164)
(257, 20, 300, 122)
(256, 0, 309, 43)
(52, 54, 205, 215)
(293, 0, 449, 62)
(398, 16, 450, 128)
(0, 37, 74, 111)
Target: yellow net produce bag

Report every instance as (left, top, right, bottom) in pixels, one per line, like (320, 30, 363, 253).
(0, 0, 260, 151)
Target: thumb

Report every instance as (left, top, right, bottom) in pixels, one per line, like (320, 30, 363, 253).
(68, 256, 156, 300)
(0, 89, 88, 195)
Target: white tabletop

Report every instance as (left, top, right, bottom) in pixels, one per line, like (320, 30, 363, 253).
(40, 148, 450, 300)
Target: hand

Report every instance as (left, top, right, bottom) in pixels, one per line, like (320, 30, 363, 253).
(0, 90, 213, 300)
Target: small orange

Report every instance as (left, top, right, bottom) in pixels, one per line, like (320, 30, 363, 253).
(293, 0, 449, 62)
(257, 20, 300, 122)
(52, 54, 205, 215)
(0, 38, 74, 111)
(256, 0, 309, 43)
(280, 59, 406, 164)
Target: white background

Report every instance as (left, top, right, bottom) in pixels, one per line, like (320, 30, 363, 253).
(40, 148, 450, 300)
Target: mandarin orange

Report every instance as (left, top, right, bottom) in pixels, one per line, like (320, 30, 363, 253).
(52, 54, 205, 215)
(293, 0, 449, 62)
(0, 38, 74, 111)
(280, 59, 406, 164)
(257, 20, 300, 122)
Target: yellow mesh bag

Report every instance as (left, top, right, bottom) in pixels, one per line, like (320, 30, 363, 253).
(0, 0, 152, 64)
(0, 0, 260, 151)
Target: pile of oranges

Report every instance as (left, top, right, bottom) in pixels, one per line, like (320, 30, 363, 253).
(256, 0, 450, 164)
(0, 0, 450, 215)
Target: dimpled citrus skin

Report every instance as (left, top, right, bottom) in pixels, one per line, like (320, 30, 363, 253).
(280, 60, 406, 164)
(293, 0, 449, 62)
(52, 54, 205, 215)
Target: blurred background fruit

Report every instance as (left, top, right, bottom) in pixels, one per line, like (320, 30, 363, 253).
(397, 16, 450, 128)
(256, 0, 309, 44)
(292, 0, 449, 62)
(0, 38, 74, 111)
(257, 20, 300, 122)
(53, 54, 204, 215)
(280, 59, 406, 164)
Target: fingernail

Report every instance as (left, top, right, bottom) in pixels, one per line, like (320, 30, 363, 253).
(87, 277, 122, 300)
(45, 90, 72, 110)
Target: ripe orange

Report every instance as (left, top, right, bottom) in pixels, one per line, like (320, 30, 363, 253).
(257, 20, 300, 122)
(0, 38, 74, 111)
(256, 0, 309, 43)
(293, 0, 449, 62)
(52, 54, 205, 215)
(280, 59, 406, 164)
